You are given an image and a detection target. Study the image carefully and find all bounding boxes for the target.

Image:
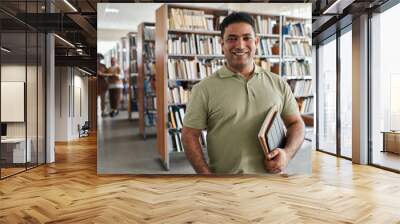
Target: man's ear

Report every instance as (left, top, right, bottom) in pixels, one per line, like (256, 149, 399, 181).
(220, 37, 224, 54)
(255, 36, 260, 47)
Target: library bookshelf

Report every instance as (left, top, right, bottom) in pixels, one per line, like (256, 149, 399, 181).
(155, 4, 312, 170)
(127, 32, 138, 120)
(281, 16, 313, 117)
(137, 22, 157, 139)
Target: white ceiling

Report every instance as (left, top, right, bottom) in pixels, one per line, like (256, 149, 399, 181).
(97, 3, 311, 52)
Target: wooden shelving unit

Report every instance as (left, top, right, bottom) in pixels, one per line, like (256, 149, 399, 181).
(127, 32, 138, 120)
(281, 16, 313, 118)
(137, 22, 157, 139)
(155, 4, 313, 169)
(156, 4, 228, 169)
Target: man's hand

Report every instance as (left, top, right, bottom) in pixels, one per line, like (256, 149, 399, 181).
(264, 148, 289, 173)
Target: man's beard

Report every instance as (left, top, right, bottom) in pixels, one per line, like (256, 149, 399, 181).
(228, 50, 253, 71)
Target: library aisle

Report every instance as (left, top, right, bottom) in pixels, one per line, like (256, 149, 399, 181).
(97, 110, 195, 174)
(97, 111, 194, 174)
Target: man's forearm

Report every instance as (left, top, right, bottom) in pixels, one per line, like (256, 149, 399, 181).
(182, 131, 211, 174)
(284, 120, 305, 159)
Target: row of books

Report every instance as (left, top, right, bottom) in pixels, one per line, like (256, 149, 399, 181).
(144, 77, 156, 96)
(288, 79, 313, 97)
(257, 38, 279, 56)
(168, 86, 191, 105)
(169, 8, 217, 31)
(168, 34, 222, 55)
(168, 129, 207, 152)
(284, 40, 312, 57)
(145, 95, 157, 110)
(167, 59, 224, 80)
(130, 48, 137, 61)
(285, 22, 311, 37)
(130, 61, 137, 74)
(298, 97, 313, 114)
(129, 35, 137, 48)
(168, 105, 185, 130)
(254, 16, 278, 35)
(144, 28, 155, 41)
(169, 131, 184, 152)
(144, 42, 155, 59)
(281, 61, 310, 77)
(144, 61, 156, 75)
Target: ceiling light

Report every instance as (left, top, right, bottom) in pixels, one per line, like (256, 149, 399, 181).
(1, 47, 11, 53)
(63, 0, 78, 12)
(323, 0, 355, 15)
(78, 67, 92, 76)
(105, 8, 119, 13)
(54, 34, 75, 48)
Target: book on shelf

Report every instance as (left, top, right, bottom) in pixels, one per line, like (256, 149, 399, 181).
(254, 15, 278, 35)
(168, 105, 185, 129)
(257, 38, 279, 56)
(196, 35, 222, 55)
(258, 105, 287, 156)
(198, 59, 224, 78)
(168, 59, 198, 80)
(167, 105, 207, 152)
(167, 58, 224, 80)
(168, 34, 222, 55)
(168, 34, 197, 55)
(144, 61, 156, 75)
(129, 35, 136, 47)
(284, 40, 311, 57)
(144, 42, 155, 59)
(144, 27, 155, 41)
(297, 97, 314, 114)
(288, 79, 312, 97)
(285, 22, 311, 37)
(168, 86, 191, 105)
(130, 61, 137, 73)
(145, 95, 157, 110)
(282, 61, 310, 78)
(169, 8, 216, 31)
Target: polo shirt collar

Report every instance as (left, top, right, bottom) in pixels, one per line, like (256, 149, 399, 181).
(218, 63, 263, 79)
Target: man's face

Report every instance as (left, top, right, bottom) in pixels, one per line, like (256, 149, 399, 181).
(221, 22, 259, 71)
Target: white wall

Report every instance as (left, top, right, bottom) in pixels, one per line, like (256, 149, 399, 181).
(55, 67, 89, 141)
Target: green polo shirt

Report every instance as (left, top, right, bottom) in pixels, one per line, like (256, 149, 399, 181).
(183, 65, 299, 174)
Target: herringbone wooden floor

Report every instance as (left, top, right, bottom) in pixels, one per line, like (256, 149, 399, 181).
(1, 135, 400, 224)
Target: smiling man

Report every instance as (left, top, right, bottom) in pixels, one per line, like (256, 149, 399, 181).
(181, 12, 305, 174)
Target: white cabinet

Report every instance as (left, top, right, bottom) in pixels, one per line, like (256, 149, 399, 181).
(1, 138, 32, 163)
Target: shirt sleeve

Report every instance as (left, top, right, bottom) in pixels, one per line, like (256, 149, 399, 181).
(183, 83, 208, 130)
(281, 80, 300, 117)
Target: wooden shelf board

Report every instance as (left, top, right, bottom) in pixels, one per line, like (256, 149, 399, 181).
(168, 29, 220, 35)
(284, 35, 310, 39)
(295, 95, 314, 98)
(258, 34, 280, 38)
(168, 54, 224, 58)
(284, 76, 312, 80)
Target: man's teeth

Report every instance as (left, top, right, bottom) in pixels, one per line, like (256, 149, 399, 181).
(233, 52, 246, 55)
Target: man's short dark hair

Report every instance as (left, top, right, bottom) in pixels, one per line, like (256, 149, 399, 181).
(219, 12, 256, 38)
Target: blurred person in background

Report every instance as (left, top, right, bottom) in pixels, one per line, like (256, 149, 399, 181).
(106, 57, 123, 117)
(97, 54, 108, 117)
